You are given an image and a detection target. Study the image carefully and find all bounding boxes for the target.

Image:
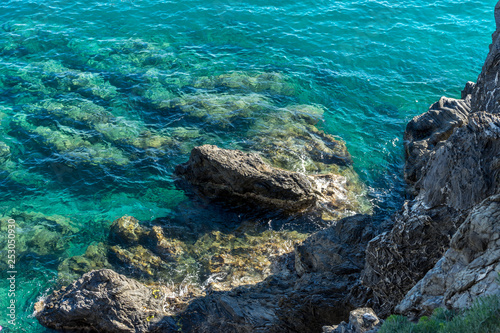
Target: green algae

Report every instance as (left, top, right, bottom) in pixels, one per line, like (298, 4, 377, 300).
(192, 71, 297, 95)
(0, 210, 77, 271)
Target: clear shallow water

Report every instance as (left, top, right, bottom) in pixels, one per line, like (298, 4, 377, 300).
(0, 0, 495, 331)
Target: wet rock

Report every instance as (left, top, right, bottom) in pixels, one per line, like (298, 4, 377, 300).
(175, 144, 317, 212)
(0, 141, 11, 164)
(191, 71, 296, 96)
(34, 269, 177, 333)
(109, 244, 169, 278)
(191, 229, 307, 291)
(109, 215, 149, 245)
(0, 210, 76, 267)
(149, 226, 186, 262)
(176, 214, 374, 333)
(396, 194, 500, 318)
(58, 242, 112, 284)
(40, 213, 374, 333)
(175, 144, 360, 215)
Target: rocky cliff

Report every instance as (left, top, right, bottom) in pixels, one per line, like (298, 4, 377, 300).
(363, 2, 500, 316)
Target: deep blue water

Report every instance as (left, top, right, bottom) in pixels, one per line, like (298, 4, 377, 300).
(0, 0, 496, 331)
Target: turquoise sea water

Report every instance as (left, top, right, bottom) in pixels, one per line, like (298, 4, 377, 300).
(0, 0, 496, 331)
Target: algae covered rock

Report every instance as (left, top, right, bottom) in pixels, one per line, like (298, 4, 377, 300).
(0, 210, 76, 269)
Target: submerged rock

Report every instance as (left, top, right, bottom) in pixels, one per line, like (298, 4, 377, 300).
(0, 210, 76, 269)
(175, 144, 362, 216)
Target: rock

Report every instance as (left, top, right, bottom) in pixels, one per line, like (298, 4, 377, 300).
(404, 95, 470, 187)
(471, 3, 500, 114)
(58, 242, 112, 284)
(109, 215, 149, 245)
(363, 110, 500, 316)
(148, 226, 186, 262)
(34, 269, 177, 333)
(417, 111, 500, 210)
(321, 308, 381, 333)
(39, 212, 375, 333)
(175, 144, 360, 215)
(396, 194, 500, 318)
(362, 2, 500, 315)
(295, 214, 374, 276)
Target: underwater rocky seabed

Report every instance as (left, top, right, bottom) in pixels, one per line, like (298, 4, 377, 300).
(0, 0, 497, 332)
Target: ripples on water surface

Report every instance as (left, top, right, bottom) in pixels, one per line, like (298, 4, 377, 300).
(0, 0, 496, 331)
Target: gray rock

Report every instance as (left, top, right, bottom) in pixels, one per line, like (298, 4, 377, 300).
(295, 214, 374, 276)
(404, 95, 470, 187)
(396, 195, 500, 317)
(322, 308, 381, 333)
(34, 269, 177, 332)
(175, 144, 356, 214)
(364, 110, 500, 315)
(363, 11, 500, 314)
(471, 3, 500, 114)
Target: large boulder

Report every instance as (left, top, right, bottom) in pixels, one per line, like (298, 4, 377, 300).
(34, 269, 177, 333)
(175, 144, 358, 215)
(396, 194, 500, 317)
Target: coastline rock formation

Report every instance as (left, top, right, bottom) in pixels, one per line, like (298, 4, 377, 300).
(36, 214, 375, 333)
(175, 144, 361, 216)
(362, 2, 500, 316)
(396, 194, 500, 317)
(34, 2, 500, 332)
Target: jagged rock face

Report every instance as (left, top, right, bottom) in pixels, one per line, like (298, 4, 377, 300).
(362, 203, 463, 316)
(396, 195, 500, 318)
(362, 85, 500, 315)
(418, 111, 500, 210)
(404, 96, 471, 187)
(471, 3, 500, 114)
(362, 3, 500, 316)
(175, 144, 360, 215)
(34, 269, 177, 333)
